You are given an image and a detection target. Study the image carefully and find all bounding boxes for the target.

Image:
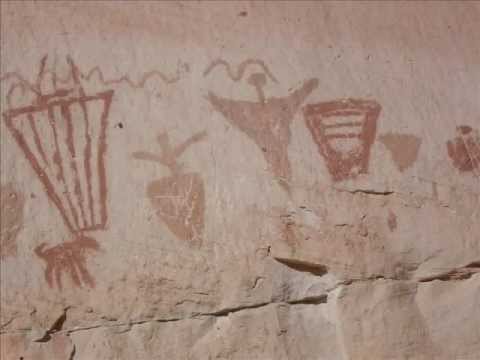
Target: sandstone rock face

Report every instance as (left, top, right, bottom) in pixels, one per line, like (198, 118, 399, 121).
(1, 2, 479, 359)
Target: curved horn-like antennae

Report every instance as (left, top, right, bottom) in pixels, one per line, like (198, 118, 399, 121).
(247, 73, 267, 103)
(132, 151, 164, 164)
(133, 132, 179, 172)
(156, 132, 173, 155)
(173, 130, 207, 158)
(66, 55, 80, 84)
(133, 130, 206, 174)
(52, 54, 58, 90)
(66, 55, 86, 96)
(36, 55, 48, 96)
(34, 243, 48, 259)
(203, 59, 278, 83)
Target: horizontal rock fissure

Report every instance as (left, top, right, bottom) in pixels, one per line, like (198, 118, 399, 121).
(339, 189, 395, 196)
(1, 298, 333, 336)
(287, 294, 328, 305)
(418, 262, 480, 283)
(340, 275, 389, 285)
(3, 264, 477, 336)
(34, 308, 68, 343)
(204, 302, 272, 317)
(466, 261, 480, 268)
(65, 316, 185, 334)
(274, 257, 329, 276)
(178, 297, 331, 318)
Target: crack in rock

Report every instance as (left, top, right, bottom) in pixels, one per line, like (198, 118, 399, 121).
(0, 317, 17, 330)
(68, 343, 76, 360)
(59, 316, 185, 335)
(204, 302, 271, 317)
(418, 261, 480, 282)
(337, 188, 395, 196)
(34, 307, 68, 343)
(274, 257, 328, 276)
(3, 262, 478, 338)
(286, 294, 328, 305)
(36, 299, 331, 335)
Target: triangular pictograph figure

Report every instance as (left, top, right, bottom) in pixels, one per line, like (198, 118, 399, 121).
(303, 99, 381, 182)
(205, 59, 318, 192)
(379, 133, 421, 172)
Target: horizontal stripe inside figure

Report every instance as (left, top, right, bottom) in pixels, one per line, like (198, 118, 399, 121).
(303, 99, 381, 182)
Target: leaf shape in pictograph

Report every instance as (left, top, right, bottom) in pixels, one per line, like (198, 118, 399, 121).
(147, 172, 205, 242)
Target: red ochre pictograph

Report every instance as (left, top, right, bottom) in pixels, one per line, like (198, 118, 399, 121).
(303, 99, 381, 182)
(133, 131, 206, 244)
(446, 125, 480, 174)
(3, 56, 114, 289)
(205, 59, 318, 192)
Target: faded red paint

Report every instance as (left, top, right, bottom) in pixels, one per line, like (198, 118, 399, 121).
(2, 63, 182, 107)
(133, 131, 206, 243)
(379, 133, 421, 172)
(3, 56, 114, 289)
(387, 210, 397, 232)
(446, 125, 479, 173)
(303, 99, 380, 182)
(0, 183, 25, 260)
(206, 60, 318, 192)
(34, 236, 99, 290)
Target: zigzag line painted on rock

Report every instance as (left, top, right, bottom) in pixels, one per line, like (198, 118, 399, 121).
(1, 62, 184, 95)
(203, 58, 278, 83)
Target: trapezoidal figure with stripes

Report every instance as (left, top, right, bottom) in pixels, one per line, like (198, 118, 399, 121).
(303, 99, 381, 182)
(3, 56, 114, 290)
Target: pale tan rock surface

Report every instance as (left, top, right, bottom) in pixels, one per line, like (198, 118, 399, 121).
(1, 1, 479, 359)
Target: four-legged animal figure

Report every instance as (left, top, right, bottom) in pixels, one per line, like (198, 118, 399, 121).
(34, 235, 99, 290)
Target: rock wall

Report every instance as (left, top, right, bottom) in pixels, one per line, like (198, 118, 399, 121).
(1, 1, 479, 359)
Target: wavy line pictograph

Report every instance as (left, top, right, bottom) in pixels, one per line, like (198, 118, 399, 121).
(1, 55, 187, 108)
(203, 58, 278, 83)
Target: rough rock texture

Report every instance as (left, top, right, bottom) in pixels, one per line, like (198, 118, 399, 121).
(1, 1, 479, 359)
